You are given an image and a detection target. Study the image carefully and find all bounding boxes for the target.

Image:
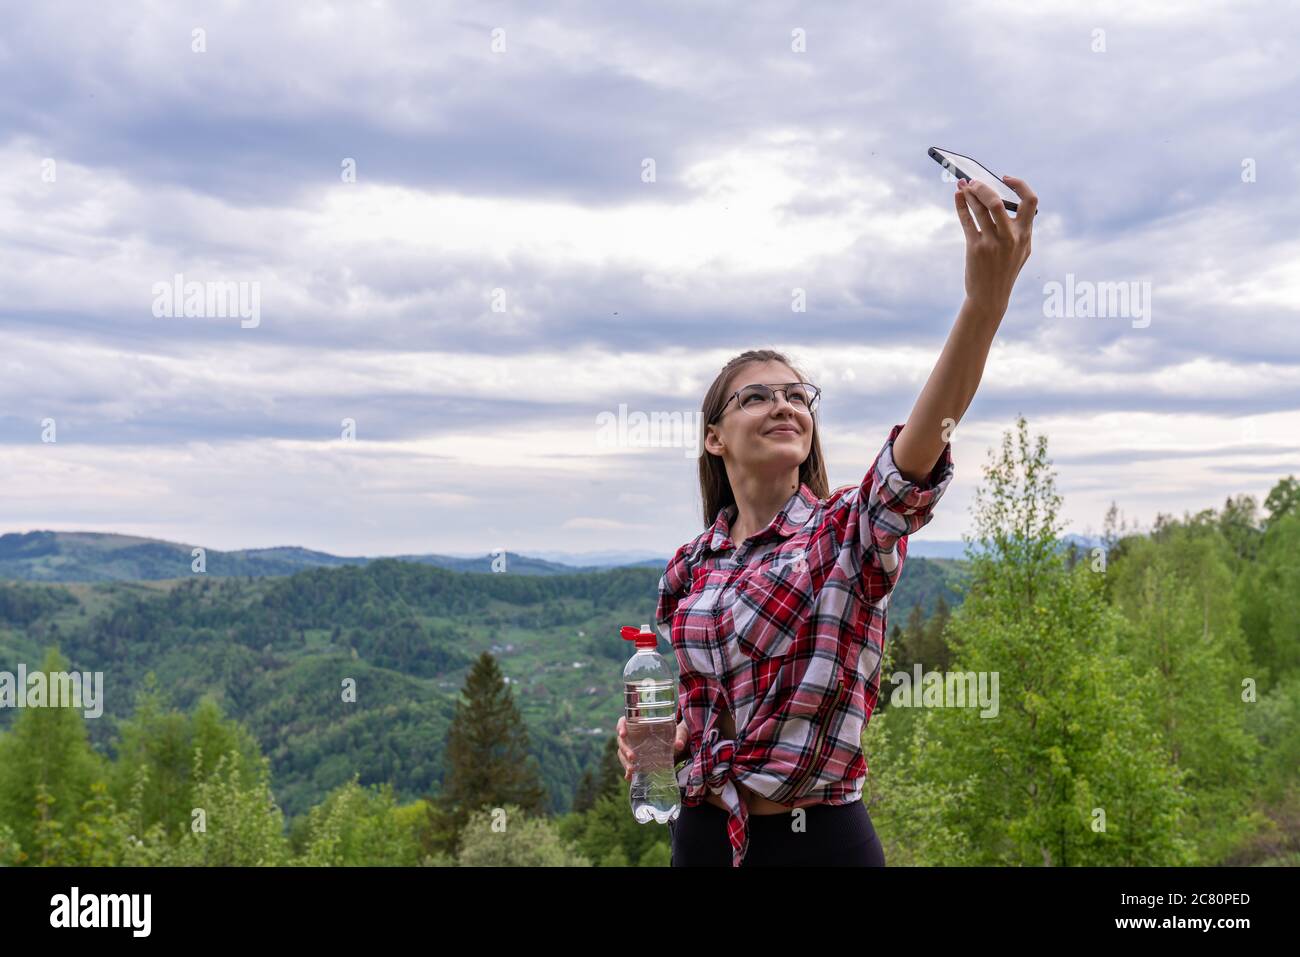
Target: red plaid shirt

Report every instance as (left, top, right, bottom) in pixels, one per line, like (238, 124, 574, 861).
(655, 422, 955, 866)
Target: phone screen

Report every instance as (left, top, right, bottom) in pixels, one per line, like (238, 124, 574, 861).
(928, 147, 1020, 210)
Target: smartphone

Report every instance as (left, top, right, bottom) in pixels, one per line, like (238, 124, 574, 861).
(928, 147, 1020, 212)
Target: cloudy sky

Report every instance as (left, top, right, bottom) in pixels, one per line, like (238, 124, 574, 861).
(2, 0, 1297, 559)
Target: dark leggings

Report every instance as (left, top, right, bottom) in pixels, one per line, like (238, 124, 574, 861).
(669, 798, 886, 866)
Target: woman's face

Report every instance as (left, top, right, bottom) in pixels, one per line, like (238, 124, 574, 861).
(705, 360, 814, 479)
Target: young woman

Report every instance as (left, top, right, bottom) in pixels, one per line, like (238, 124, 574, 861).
(616, 174, 1037, 866)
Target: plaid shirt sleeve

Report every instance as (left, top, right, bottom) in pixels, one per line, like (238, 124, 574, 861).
(826, 422, 955, 606)
(655, 542, 693, 725)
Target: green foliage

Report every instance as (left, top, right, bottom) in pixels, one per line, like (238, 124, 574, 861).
(296, 776, 422, 866)
(107, 676, 264, 840)
(863, 418, 1297, 867)
(0, 821, 22, 865)
(455, 804, 590, 866)
(901, 417, 1195, 865)
(0, 647, 105, 858)
(557, 791, 672, 867)
(0, 657, 294, 866)
(1236, 511, 1300, 684)
(0, 582, 76, 625)
(1106, 525, 1262, 862)
(158, 749, 288, 866)
(887, 594, 953, 682)
(862, 708, 976, 865)
(1244, 673, 1300, 805)
(1262, 475, 1300, 528)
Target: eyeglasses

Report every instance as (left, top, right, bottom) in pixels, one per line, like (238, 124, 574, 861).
(711, 382, 821, 423)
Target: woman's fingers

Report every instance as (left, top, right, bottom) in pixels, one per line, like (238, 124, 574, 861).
(616, 716, 632, 773)
(1001, 174, 1038, 228)
(966, 178, 1012, 236)
(960, 180, 994, 235)
(954, 184, 978, 242)
(620, 717, 691, 778)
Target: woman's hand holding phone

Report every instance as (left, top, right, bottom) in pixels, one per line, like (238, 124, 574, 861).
(954, 174, 1037, 320)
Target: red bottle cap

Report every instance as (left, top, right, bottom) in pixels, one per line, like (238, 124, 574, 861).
(620, 624, 658, 649)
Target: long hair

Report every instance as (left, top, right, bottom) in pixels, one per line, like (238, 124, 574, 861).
(697, 349, 831, 529)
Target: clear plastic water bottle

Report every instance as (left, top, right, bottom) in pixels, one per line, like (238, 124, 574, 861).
(621, 624, 680, 824)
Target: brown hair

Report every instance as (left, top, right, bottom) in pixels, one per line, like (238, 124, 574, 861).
(697, 349, 832, 529)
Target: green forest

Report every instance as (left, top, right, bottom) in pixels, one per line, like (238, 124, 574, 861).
(0, 415, 1296, 866)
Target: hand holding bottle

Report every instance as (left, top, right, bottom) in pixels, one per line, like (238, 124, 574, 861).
(617, 715, 688, 780)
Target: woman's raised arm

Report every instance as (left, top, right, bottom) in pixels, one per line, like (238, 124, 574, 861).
(892, 175, 1038, 483)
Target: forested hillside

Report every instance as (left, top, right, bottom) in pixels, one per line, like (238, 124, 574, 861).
(0, 554, 966, 823)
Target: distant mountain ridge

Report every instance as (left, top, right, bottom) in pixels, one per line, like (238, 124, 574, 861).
(0, 529, 1105, 583)
(0, 531, 598, 582)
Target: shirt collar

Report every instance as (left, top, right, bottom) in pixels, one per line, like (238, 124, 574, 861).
(692, 482, 818, 561)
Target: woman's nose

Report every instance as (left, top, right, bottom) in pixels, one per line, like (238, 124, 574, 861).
(771, 393, 798, 414)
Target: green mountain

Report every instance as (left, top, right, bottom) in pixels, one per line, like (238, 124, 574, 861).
(0, 531, 595, 582)
(0, 554, 965, 822)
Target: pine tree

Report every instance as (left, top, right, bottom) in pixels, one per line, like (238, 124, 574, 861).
(918, 594, 953, 673)
(434, 652, 549, 855)
(899, 603, 925, 670)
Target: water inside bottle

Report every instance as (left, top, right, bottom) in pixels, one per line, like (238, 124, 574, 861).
(626, 676, 680, 823)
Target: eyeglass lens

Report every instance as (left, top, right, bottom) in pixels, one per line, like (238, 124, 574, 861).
(737, 383, 818, 414)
